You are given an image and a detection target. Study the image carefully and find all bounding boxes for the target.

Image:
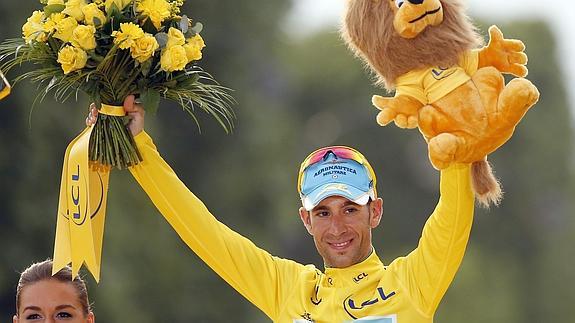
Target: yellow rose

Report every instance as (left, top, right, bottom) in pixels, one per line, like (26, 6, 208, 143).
(104, 0, 132, 12)
(183, 34, 205, 61)
(82, 3, 107, 26)
(43, 12, 65, 34)
(62, 0, 89, 22)
(130, 33, 159, 63)
(54, 16, 78, 42)
(160, 45, 187, 72)
(137, 0, 171, 29)
(166, 27, 185, 48)
(57, 45, 88, 74)
(112, 22, 144, 50)
(71, 25, 97, 50)
(22, 11, 47, 43)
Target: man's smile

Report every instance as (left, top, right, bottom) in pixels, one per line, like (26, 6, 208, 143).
(328, 239, 354, 250)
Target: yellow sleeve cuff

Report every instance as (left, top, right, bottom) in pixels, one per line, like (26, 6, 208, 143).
(133, 130, 152, 145)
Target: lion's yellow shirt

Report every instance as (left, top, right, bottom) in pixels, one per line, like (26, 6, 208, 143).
(129, 132, 475, 323)
(395, 51, 479, 104)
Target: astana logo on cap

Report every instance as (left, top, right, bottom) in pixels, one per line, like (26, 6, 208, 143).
(300, 153, 374, 211)
(313, 159, 357, 176)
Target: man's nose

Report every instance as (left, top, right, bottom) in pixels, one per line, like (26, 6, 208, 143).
(328, 215, 348, 235)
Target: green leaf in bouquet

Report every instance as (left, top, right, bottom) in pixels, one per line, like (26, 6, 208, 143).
(140, 59, 153, 77)
(131, 1, 137, 14)
(106, 16, 120, 33)
(137, 78, 147, 92)
(163, 18, 179, 30)
(154, 32, 169, 49)
(189, 72, 201, 84)
(93, 17, 103, 28)
(156, 68, 236, 134)
(141, 17, 158, 34)
(85, 79, 98, 97)
(94, 45, 113, 57)
(47, 37, 60, 54)
(98, 33, 112, 41)
(141, 88, 160, 115)
(44, 4, 66, 16)
(47, 76, 58, 91)
(89, 51, 105, 63)
(162, 78, 178, 88)
(107, 2, 121, 18)
(177, 72, 200, 87)
(191, 22, 203, 35)
(179, 15, 190, 34)
(92, 92, 102, 108)
(171, 70, 200, 88)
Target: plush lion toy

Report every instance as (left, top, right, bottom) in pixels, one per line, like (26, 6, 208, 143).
(342, 0, 540, 207)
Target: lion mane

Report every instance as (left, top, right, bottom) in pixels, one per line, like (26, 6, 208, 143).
(342, 0, 484, 90)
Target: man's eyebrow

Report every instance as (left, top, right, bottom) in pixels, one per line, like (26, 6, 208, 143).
(342, 200, 360, 206)
(312, 205, 329, 212)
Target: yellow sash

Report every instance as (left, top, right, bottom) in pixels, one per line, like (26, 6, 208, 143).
(53, 125, 110, 282)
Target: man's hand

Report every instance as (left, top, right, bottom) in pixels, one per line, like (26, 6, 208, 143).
(86, 95, 145, 136)
(123, 95, 145, 136)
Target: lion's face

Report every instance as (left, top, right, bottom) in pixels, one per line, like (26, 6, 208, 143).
(342, 0, 482, 88)
(390, 0, 444, 38)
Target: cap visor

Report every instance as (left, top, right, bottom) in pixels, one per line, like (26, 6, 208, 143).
(302, 184, 371, 211)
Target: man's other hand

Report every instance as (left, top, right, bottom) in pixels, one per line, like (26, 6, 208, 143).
(86, 95, 145, 136)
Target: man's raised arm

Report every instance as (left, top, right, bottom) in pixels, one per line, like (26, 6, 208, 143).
(89, 97, 305, 320)
(388, 164, 475, 316)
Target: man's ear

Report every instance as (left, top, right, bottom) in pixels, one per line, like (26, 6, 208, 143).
(13, 315, 18, 323)
(87, 311, 95, 323)
(299, 207, 313, 235)
(369, 197, 384, 228)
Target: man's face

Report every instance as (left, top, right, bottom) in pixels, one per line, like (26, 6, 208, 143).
(299, 196, 383, 268)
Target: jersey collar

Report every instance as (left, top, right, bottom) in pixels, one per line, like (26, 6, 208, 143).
(324, 249, 384, 287)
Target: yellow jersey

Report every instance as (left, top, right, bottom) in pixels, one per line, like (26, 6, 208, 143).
(394, 51, 479, 104)
(129, 132, 475, 322)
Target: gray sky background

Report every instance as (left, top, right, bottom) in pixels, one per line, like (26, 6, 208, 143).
(286, 0, 575, 120)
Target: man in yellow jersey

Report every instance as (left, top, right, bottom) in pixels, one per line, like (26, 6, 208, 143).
(89, 96, 475, 322)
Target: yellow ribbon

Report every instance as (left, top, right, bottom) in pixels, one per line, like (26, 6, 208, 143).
(100, 104, 126, 116)
(53, 125, 110, 282)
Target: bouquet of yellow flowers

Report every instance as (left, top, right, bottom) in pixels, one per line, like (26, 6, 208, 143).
(0, 0, 234, 169)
